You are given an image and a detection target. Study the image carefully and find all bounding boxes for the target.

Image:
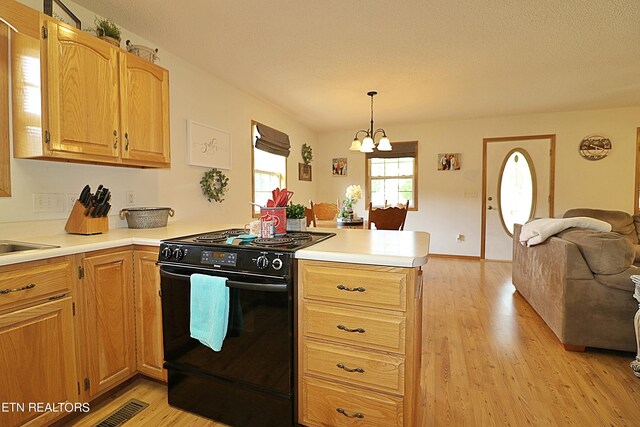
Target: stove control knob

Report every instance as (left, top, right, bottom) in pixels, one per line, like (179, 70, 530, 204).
(272, 258, 283, 270)
(173, 248, 185, 260)
(161, 247, 173, 259)
(256, 255, 269, 269)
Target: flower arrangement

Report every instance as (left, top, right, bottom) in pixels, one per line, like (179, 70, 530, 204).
(340, 185, 362, 218)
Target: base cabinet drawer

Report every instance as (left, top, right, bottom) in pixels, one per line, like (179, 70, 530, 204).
(303, 340, 405, 394)
(301, 377, 403, 427)
(303, 303, 405, 353)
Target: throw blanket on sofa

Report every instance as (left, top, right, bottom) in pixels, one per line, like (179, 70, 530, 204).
(519, 217, 612, 247)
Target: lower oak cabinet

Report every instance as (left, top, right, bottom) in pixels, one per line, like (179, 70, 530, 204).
(0, 257, 78, 427)
(79, 249, 136, 399)
(297, 260, 423, 427)
(133, 247, 167, 381)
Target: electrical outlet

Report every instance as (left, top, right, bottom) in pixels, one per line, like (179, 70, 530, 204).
(456, 234, 465, 243)
(126, 191, 136, 206)
(33, 193, 66, 213)
(66, 193, 78, 211)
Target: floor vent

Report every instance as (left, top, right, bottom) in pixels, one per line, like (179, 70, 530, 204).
(94, 399, 149, 427)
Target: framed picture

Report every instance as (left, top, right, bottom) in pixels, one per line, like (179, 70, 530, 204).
(187, 120, 232, 169)
(44, 0, 81, 29)
(332, 158, 347, 176)
(298, 163, 312, 181)
(437, 153, 461, 171)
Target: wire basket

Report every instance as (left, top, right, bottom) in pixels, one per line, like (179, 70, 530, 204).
(126, 40, 159, 63)
(119, 207, 174, 228)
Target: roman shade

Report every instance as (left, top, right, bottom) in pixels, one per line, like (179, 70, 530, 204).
(365, 141, 417, 159)
(255, 123, 290, 157)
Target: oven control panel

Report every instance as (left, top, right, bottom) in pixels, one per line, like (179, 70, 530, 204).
(201, 251, 237, 266)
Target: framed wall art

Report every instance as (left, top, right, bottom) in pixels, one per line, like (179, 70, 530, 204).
(44, 0, 81, 29)
(437, 153, 461, 171)
(332, 158, 347, 176)
(187, 120, 232, 169)
(298, 163, 312, 181)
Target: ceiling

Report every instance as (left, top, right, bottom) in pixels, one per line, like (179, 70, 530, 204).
(74, 0, 640, 133)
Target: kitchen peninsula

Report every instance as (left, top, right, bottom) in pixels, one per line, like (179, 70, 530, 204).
(0, 221, 428, 427)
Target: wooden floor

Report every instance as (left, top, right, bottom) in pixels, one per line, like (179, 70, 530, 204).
(64, 258, 640, 427)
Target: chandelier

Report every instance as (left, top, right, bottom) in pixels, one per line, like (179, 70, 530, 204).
(349, 91, 392, 153)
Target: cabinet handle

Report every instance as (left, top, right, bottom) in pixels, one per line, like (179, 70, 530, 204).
(48, 293, 67, 301)
(336, 408, 364, 419)
(336, 363, 365, 373)
(337, 324, 365, 333)
(113, 130, 118, 148)
(0, 283, 36, 295)
(125, 132, 129, 151)
(336, 284, 366, 292)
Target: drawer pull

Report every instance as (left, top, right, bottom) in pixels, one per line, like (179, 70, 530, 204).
(0, 283, 36, 295)
(337, 324, 365, 333)
(336, 408, 364, 419)
(336, 363, 365, 373)
(336, 284, 366, 293)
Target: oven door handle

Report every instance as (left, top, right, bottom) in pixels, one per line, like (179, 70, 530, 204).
(160, 269, 288, 292)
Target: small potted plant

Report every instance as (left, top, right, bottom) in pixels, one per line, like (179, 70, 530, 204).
(286, 203, 307, 232)
(91, 17, 121, 47)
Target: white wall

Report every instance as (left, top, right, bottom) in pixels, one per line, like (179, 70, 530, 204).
(317, 107, 640, 256)
(1, 0, 317, 225)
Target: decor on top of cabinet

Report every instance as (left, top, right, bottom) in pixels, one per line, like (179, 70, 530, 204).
(286, 203, 306, 232)
(340, 184, 362, 219)
(126, 40, 159, 64)
(89, 17, 121, 47)
(188, 120, 232, 169)
(201, 168, 229, 203)
(43, 0, 81, 29)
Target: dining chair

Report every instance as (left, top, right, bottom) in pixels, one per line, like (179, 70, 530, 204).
(367, 201, 408, 230)
(310, 200, 339, 221)
(305, 205, 317, 227)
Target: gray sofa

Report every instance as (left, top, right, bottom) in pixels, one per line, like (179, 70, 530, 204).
(512, 208, 640, 352)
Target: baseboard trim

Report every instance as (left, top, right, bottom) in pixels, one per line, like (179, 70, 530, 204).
(428, 253, 481, 260)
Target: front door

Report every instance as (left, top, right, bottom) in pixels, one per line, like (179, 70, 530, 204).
(482, 135, 555, 260)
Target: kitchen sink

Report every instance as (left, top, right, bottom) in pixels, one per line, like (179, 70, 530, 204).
(0, 240, 60, 255)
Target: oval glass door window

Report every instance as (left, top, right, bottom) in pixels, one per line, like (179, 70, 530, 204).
(498, 149, 536, 236)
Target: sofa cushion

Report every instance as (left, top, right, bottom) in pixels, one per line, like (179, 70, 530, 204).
(564, 208, 638, 244)
(558, 229, 634, 275)
(594, 266, 640, 292)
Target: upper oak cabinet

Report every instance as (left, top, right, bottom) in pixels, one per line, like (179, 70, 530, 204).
(12, 12, 171, 168)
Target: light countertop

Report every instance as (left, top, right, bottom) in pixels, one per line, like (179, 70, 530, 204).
(0, 220, 429, 268)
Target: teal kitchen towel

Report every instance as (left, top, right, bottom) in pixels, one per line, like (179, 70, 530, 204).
(190, 273, 229, 351)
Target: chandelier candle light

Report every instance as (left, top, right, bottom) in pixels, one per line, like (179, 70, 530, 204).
(350, 91, 392, 153)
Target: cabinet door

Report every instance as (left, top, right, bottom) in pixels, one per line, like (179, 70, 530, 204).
(134, 250, 167, 381)
(119, 52, 170, 165)
(0, 297, 78, 427)
(46, 20, 120, 158)
(83, 250, 135, 397)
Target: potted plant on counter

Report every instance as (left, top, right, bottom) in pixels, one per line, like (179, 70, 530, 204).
(286, 203, 307, 232)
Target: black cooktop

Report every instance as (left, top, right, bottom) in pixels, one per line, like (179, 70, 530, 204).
(165, 228, 335, 252)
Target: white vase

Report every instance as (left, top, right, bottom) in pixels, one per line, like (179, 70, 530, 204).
(286, 218, 306, 232)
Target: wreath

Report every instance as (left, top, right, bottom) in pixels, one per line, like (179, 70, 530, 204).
(301, 143, 313, 165)
(200, 168, 229, 203)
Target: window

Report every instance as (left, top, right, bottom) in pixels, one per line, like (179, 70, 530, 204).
(365, 141, 418, 209)
(498, 148, 536, 236)
(251, 122, 289, 216)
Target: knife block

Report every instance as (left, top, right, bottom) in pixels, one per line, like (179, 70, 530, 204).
(65, 200, 109, 235)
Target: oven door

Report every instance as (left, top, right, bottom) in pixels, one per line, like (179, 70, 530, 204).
(160, 267, 292, 396)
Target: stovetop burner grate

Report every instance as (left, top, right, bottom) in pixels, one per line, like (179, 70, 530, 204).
(251, 237, 295, 247)
(283, 232, 312, 241)
(194, 228, 245, 242)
